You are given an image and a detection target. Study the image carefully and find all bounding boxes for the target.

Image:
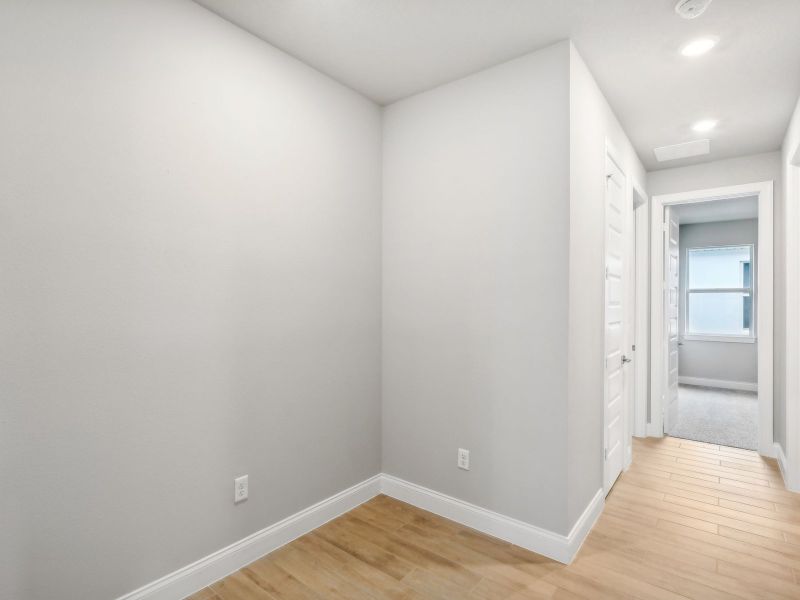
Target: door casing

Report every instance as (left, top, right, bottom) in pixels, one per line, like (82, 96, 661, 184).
(632, 188, 649, 440)
(649, 181, 774, 457)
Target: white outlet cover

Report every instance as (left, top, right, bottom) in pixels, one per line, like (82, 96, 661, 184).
(458, 448, 470, 470)
(234, 475, 248, 503)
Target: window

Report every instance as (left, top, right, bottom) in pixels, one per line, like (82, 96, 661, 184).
(685, 245, 754, 337)
(741, 260, 752, 330)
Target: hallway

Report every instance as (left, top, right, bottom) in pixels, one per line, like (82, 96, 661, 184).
(188, 437, 800, 600)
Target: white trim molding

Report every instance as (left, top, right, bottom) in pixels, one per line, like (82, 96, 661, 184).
(633, 193, 650, 439)
(678, 376, 758, 392)
(682, 334, 755, 344)
(118, 475, 606, 599)
(116, 475, 383, 600)
(775, 443, 800, 492)
(650, 180, 774, 456)
(381, 475, 604, 565)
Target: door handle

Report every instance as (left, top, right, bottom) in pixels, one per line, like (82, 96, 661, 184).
(622, 355, 632, 364)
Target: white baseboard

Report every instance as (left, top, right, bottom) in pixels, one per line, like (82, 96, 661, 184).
(775, 442, 789, 484)
(116, 474, 382, 600)
(646, 422, 664, 437)
(774, 442, 800, 493)
(380, 474, 603, 564)
(678, 376, 758, 392)
(117, 473, 606, 599)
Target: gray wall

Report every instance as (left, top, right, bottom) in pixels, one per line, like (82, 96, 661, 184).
(382, 42, 572, 533)
(0, 2, 382, 599)
(646, 152, 784, 448)
(678, 220, 758, 385)
(781, 95, 800, 471)
(382, 42, 647, 536)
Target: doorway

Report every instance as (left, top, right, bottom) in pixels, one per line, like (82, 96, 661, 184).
(603, 150, 646, 495)
(668, 200, 758, 449)
(604, 153, 627, 493)
(649, 181, 774, 456)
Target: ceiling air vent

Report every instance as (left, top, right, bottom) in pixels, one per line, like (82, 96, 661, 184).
(654, 139, 710, 162)
(675, 0, 713, 19)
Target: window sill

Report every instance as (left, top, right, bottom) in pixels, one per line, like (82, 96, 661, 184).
(682, 335, 756, 344)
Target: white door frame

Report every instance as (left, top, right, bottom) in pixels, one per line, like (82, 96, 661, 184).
(632, 186, 649, 439)
(649, 181, 774, 457)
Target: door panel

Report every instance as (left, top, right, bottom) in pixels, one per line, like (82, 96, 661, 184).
(604, 159, 626, 494)
(664, 207, 680, 432)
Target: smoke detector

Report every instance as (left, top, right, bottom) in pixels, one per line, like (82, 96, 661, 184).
(675, 0, 713, 19)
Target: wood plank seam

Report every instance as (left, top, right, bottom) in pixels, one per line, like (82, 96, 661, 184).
(187, 437, 800, 600)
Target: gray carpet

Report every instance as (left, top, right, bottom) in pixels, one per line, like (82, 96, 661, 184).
(667, 384, 758, 450)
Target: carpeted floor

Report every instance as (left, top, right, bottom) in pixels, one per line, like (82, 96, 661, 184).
(667, 384, 758, 450)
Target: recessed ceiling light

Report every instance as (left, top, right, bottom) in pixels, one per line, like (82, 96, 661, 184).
(680, 37, 717, 57)
(692, 119, 718, 132)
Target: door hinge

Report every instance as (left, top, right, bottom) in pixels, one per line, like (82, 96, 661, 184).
(604, 447, 609, 460)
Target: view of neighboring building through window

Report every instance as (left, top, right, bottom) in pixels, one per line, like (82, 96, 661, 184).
(741, 260, 752, 330)
(686, 245, 754, 336)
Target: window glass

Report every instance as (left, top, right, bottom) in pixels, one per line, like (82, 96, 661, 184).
(687, 246, 752, 289)
(742, 262, 752, 329)
(686, 245, 753, 336)
(688, 292, 752, 336)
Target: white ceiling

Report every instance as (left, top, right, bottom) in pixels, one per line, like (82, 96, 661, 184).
(674, 195, 758, 224)
(194, 0, 800, 171)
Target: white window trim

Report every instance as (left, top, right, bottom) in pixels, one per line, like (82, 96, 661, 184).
(684, 243, 755, 340)
(682, 334, 756, 344)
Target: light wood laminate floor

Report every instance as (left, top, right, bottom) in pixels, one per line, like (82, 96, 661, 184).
(187, 437, 800, 599)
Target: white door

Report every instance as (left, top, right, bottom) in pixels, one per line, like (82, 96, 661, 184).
(664, 207, 680, 432)
(604, 158, 626, 493)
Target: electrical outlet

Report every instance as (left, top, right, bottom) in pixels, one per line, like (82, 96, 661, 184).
(234, 475, 248, 503)
(457, 448, 470, 471)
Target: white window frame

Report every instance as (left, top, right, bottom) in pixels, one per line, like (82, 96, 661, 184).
(683, 243, 755, 343)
